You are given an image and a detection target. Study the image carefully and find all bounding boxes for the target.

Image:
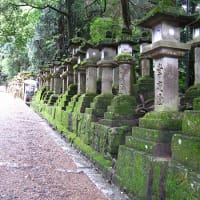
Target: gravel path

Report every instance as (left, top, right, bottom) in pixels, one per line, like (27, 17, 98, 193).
(0, 92, 128, 200)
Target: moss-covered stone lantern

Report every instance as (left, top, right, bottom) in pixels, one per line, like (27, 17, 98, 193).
(115, 28, 136, 95)
(52, 60, 63, 94)
(97, 32, 117, 94)
(139, 0, 192, 112)
(49, 63, 54, 92)
(75, 49, 86, 94)
(84, 42, 101, 94)
(69, 37, 85, 86)
(43, 67, 51, 90)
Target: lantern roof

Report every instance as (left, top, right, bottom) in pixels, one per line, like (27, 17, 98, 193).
(138, 0, 193, 29)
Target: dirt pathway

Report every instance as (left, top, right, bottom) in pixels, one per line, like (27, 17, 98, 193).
(0, 92, 127, 200)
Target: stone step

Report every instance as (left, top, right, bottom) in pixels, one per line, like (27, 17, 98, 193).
(139, 111, 182, 131)
(182, 110, 200, 137)
(171, 134, 200, 171)
(139, 118, 182, 131)
(125, 136, 171, 157)
(132, 127, 176, 143)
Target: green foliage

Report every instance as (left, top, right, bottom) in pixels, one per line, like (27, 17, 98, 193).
(90, 17, 122, 43)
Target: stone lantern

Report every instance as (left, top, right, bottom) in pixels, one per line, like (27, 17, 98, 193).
(75, 49, 86, 94)
(49, 63, 54, 91)
(116, 28, 136, 95)
(60, 58, 68, 94)
(97, 35, 117, 94)
(188, 6, 200, 85)
(65, 57, 76, 88)
(100, 28, 138, 127)
(138, 36, 152, 78)
(139, 9, 191, 112)
(37, 68, 45, 89)
(52, 60, 63, 94)
(84, 43, 101, 93)
(43, 68, 51, 90)
(69, 37, 85, 85)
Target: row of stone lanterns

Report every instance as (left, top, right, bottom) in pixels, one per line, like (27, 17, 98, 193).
(39, 37, 134, 98)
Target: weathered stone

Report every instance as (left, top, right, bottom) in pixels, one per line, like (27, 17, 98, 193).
(118, 63, 133, 95)
(139, 111, 183, 131)
(86, 67, 97, 93)
(194, 47, 200, 84)
(165, 164, 200, 200)
(115, 146, 169, 200)
(154, 57, 179, 111)
(182, 110, 200, 137)
(171, 134, 200, 171)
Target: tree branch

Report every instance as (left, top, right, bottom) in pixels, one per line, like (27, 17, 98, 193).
(8, 1, 68, 17)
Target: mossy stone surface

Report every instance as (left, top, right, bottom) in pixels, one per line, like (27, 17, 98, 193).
(85, 94, 114, 120)
(116, 146, 169, 199)
(166, 164, 200, 200)
(136, 76, 154, 101)
(65, 94, 80, 112)
(132, 127, 175, 143)
(171, 134, 200, 171)
(107, 126, 131, 156)
(125, 136, 155, 154)
(182, 110, 200, 137)
(139, 111, 183, 131)
(106, 95, 136, 117)
(193, 97, 200, 110)
(184, 84, 200, 108)
(73, 93, 96, 113)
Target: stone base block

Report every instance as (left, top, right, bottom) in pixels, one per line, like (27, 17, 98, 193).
(193, 97, 200, 110)
(136, 76, 154, 101)
(165, 163, 200, 200)
(106, 95, 137, 116)
(126, 136, 171, 157)
(184, 84, 200, 109)
(171, 134, 200, 171)
(85, 94, 113, 121)
(182, 110, 200, 137)
(115, 146, 169, 199)
(73, 93, 96, 113)
(89, 123, 131, 157)
(99, 118, 138, 127)
(65, 94, 80, 112)
(139, 111, 183, 131)
(132, 127, 176, 143)
(54, 106, 62, 122)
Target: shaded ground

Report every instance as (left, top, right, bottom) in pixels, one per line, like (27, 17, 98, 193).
(0, 92, 128, 200)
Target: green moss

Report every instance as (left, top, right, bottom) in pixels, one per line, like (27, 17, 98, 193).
(136, 76, 154, 101)
(185, 84, 200, 98)
(70, 37, 85, 45)
(86, 94, 114, 119)
(73, 64, 78, 70)
(115, 53, 133, 62)
(106, 95, 136, 116)
(64, 131, 112, 170)
(125, 136, 155, 154)
(166, 164, 200, 200)
(107, 126, 130, 155)
(116, 146, 168, 199)
(139, 111, 183, 131)
(182, 110, 200, 136)
(73, 93, 96, 113)
(54, 106, 63, 122)
(146, 0, 186, 18)
(171, 134, 200, 170)
(132, 127, 175, 143)
(193, 97, 200, 110)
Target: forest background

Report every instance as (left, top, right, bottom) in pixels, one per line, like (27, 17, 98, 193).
(0, 0, 199, 90)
